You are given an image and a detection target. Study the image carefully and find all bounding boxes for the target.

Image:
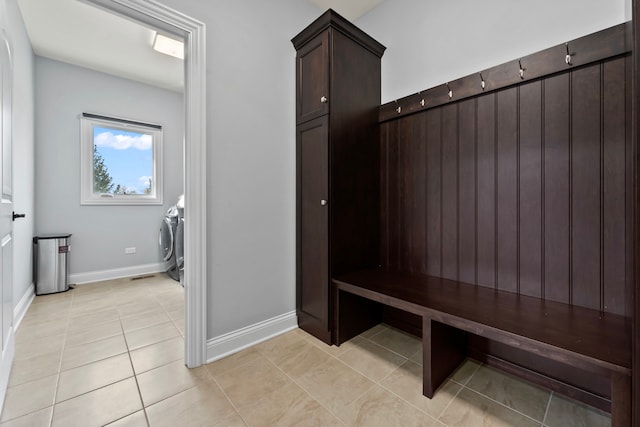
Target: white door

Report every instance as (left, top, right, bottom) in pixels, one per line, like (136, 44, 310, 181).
(0, 30, 15, 406)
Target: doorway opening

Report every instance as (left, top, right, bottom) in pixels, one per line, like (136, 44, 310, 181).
(78, 0, 207, 367)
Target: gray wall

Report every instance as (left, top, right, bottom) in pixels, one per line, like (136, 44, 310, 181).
(355, 0, 631, 103)
(156, 0, 320, 338)
(149, 0, 632, 341)
(1, 0, 35, 310)
(34, 57, 183, 276)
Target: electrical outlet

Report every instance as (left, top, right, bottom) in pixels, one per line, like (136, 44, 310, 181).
(125, 247, 136, 254)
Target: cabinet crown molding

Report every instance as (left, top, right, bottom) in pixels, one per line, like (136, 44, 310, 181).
(291, 8, 386, 57)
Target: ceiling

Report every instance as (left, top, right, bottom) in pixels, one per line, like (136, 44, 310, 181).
(16, 0, 385, 93)
(307, 0, 385, 21)
(17, 0, 184, 92)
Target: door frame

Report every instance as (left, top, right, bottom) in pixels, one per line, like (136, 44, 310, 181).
(84, 0, 207, 367)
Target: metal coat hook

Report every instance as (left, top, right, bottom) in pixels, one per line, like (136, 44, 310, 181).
(565, 43, 572, 65)
(479, 73, 486, 90)
(519, 60, 525, 79)
(418, 91, 425, 107)
(446, 83, 453, 99)
(394, 100, 401, 114)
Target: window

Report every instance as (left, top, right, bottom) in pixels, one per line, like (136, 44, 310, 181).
(80, 113, 163, 205)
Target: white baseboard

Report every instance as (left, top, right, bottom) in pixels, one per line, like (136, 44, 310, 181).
(13, 283, 35, 330)
(0, 331, 15, 416)
(206, 311, 297, 363)
(70, 262, 166, 285)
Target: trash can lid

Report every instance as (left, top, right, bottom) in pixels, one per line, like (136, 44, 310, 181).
(34, 233, 72, 241)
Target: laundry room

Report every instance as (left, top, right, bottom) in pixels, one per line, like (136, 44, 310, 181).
(33, 44, 184, 286)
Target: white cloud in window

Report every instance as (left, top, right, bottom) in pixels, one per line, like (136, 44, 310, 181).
(95, 131, 152, 150)
(138, 176, 152, 185)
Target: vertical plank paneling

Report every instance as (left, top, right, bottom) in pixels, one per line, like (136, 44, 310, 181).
(379, 121, 390, 268)
(544, 73, 571, 305)
(386, 120, 400, 269)
(476, 94, 497, 288)
(397, 116, 412, 271)
(379, 55, 628, 316)
(441, 104, 459, 281)
(571, 64, 602, 311)
(426, 108, 442, 277)
(496, 88, 518, 293)
(458, 99, 477, 284)
(519, 81, 543, 298)
(411, 115, 428, 274)
(601, 57, 627, 315)
(624, 54, 633, 318)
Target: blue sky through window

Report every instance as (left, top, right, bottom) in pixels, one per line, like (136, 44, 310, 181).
(93, 126, 153, 194)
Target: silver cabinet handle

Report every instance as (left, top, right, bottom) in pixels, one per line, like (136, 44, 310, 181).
(320, 96, 328, 103)
(320, 199, 327, 206)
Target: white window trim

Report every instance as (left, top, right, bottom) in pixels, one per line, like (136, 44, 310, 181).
(80, 113, 164, 205)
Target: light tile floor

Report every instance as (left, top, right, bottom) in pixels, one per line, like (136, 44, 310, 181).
(0, 275, 611, 426)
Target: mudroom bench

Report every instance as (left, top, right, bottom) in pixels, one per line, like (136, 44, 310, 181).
(333, 269, 632, 426)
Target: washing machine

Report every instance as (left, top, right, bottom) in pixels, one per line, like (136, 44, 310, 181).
(159, 204, 180, 281)
(175, 195, 185, 286)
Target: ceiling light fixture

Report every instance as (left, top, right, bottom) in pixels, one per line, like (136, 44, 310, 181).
(152, 32, 184, 59)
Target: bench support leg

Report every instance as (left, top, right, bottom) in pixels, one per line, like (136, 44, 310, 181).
(423, 316, 466, 398)
(335, 290, 382, 345)
(610, 372, 631, 427)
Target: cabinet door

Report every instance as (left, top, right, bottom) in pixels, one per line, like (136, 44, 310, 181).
(296, 31, 329, 124)
(297, 116, 331, 343)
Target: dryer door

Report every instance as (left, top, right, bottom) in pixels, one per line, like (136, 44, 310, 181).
(159, 217, 174, 261)
(175, 218, 184, 270)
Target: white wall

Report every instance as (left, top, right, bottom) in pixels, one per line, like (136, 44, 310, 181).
(1, 0, 35, 311)
(34, 57, 183, 277)
(356, 0, 631, 103)
(155, 0, 320, 338)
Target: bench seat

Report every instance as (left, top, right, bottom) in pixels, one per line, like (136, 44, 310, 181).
(333, 268, 632, 425)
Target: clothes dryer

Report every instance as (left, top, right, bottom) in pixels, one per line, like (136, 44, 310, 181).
(159, 205, 180, 281)
(175, 195, 184, 286)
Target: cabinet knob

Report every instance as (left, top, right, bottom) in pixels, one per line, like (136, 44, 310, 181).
(320, 96, 328, 103)
(320, 199, 328, 206)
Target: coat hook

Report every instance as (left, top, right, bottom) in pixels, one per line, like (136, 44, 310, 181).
(565, 43, 572, 66)
(479, 73, 486, 90)
(418, 91, 425, 107)
(394, 100, 401, 114)
(519, 60, 525, 79)
(446, 83, 453, 99)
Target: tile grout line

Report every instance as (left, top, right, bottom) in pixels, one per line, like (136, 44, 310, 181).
(461, 363, 559, 425)
(433, 378, 465, 426)
(359, 334, 420, 361)
(541, 391, 553, 426)
(459, 384, 548, 425)
(128, 299, 191, 423)
(432, 359, 482, 425)
(298, 328, 437, 422)
(3, 277, 182, 426)
(251, 337, 360, 426)
(289, 330, 440, 425)
(51, 283, 144, 425)
(48, 286, 76, 426)
(300, 328, 460, 425)
(120, 280, 187, 426)
(118, 295, 151, 427)
(207, 372, 254, 426)
(374, 370, 448, 425)
(268, 356, 354, 426)
(14, 287, 611, 427)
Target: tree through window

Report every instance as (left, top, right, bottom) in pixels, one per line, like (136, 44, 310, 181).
(80, 113, 163, 205)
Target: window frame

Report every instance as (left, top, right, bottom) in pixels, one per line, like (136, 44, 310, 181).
(80, 113, 164, 206)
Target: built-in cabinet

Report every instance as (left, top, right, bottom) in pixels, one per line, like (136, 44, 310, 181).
(292, 10, 385, 344)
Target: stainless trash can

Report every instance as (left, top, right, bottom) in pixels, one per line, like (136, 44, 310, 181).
(33, 234, 72, 295)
